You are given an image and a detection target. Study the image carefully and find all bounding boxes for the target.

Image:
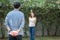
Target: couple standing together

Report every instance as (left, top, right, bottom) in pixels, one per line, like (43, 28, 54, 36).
(5, 2, 36, 40)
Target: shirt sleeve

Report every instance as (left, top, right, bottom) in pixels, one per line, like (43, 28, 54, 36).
(4, 14, 9, 27)
(19, 13, 25, 30)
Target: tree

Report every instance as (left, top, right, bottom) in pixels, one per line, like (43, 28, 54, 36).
(0, 0, 60, 37)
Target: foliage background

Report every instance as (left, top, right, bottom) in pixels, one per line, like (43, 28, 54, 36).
(0, 0, 60, 38)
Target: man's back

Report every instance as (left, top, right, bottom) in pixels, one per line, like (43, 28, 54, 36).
(8, 9, 23, 30)
(5, 9, 25, 35)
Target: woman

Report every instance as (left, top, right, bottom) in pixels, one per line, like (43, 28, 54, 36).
(29, 10, 36, 40)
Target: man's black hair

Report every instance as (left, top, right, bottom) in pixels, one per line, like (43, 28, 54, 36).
(14, 2, 20, 9)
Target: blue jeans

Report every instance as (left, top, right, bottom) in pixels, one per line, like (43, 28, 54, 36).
(9, 35, 22, 40)
(29, 27, 35, 40)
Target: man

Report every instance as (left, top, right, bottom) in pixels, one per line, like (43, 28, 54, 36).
(5, 2, 25, 40)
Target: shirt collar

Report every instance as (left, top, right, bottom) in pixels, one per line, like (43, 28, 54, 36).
(14, 8, 19, 11)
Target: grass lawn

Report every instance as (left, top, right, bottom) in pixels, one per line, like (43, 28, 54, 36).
(0, 37, 60, 40)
